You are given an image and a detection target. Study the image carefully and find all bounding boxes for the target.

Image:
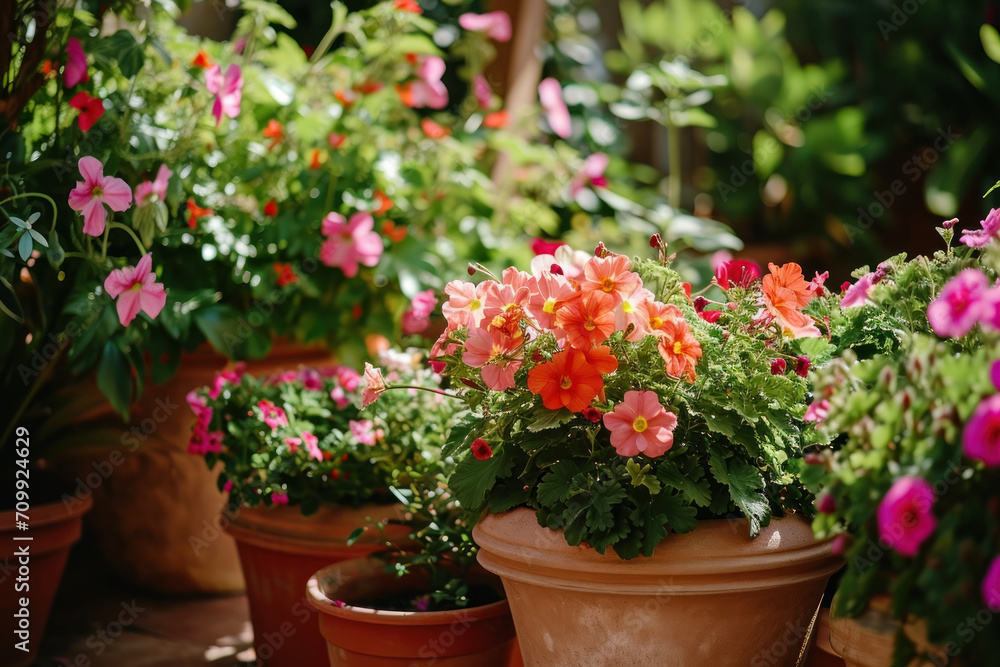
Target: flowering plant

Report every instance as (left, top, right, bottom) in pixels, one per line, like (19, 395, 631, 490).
(366, 239, 834, 558)
(806, 215, 1000, 663)
(187, 348, 457, 515)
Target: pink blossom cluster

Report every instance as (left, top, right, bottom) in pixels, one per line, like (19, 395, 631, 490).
(927, 269, 1000, 338)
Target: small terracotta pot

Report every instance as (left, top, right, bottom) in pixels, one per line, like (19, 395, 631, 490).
(226, 503, 412, 667)
(0, 495, 92, 667)
(474, 507, 843, 667)
(828, 596, 942, 667)
(307, 556, 517, 666)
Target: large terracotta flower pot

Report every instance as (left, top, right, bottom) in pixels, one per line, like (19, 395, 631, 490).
(473, 507, 843, 667)
(828, 596, 941, 667)
(226, 503, 413, 667)
(307, 556, 517, 666)
(63, 342, 332, 594)
(0, 494, 92, 667)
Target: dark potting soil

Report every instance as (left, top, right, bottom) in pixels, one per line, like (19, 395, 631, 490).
(355, 582, 503, 612)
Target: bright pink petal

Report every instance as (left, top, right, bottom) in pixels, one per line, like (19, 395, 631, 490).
(322, 213, 348, 236)
(205, 65, 222, 94)
(68, 185, 91, 211)
(134, 253, 153, 279)
(211, 97, 224, 125)
(100, 176, 133, 211)
(139, 282, 167, 320)
(115, 289, 143, 326)
(538, 78, 571, 139)
(348, 212, 375, 235)
(419, 56, 446, 85)
(104, 267, 132, 297)
(64, 38, 88, 88)
(354, 232, 384, 266)
(78, 156, 104, 185)
(458, 12, 512, 42)
(81, 197, 107, 237)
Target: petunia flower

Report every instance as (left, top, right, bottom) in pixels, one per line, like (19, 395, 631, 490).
(581, 253, 641, 305)
(570, 153, 609, 197)
(927, 269, 990, 338)
(841, 272, 878, 309)
(462, 325, 524, 391)
(361, 363, 387, 407)
(397, 56, 448, 109)
(459, 11, 512, 42)
(526, 348, 606, 412)
(402, 289, 438, 335)
(877, 476, 936, 557)
(959, 208, 1000, 248)
(556, 292, 617, 351)
(104, 253, 166, 327)
(68, 91, 103, 132)
(963, 394, 1000, 466)
(657, 319, 702, 382)
(257, 399, 288, 430)
(205, 64, 243, 125)
(135, 165, 172, 207)
(538, 78, 571, 139)
(64, 37, 88, 87)
(603, 390, 678, 458)
(68, 156, 133, 237)
(760, 262, 820, 338)
(319, 211, 384, 277)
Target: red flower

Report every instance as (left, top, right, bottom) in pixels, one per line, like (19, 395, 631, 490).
(309, 149, 324, 170)
(273, 262, 298, 287)
(471, 438, 493, 460)
(483, 111, 508, 128)
(187, 199, 213, 228)
(395, 0, 422, 13)
(373, 190, 393, 215)
(581, 407, 603, 423)
(354, 81, 384, 94)
(327, 133, 346, 149)
(770, 359, 787, 375)
(41, 60, 56, 79)
(531, 238, 566, 256)
(382, 220, 407, 242)
(698, 309, 722, 324)
(262, 119, 283, 150)
(715, 260, 761, 290)
(68, 91, 104, 132)
(191, 50, 214, 68)
(556, 292, 616, 351)
(263, 199, 278, 217)
(335, 90, 356, 107)
(421, 118, 451, 139)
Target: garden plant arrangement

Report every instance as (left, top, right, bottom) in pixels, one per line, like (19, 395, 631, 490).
(807, 213, 1000, 666)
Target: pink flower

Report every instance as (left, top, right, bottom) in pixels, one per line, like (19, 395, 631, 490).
(135, 165, 172, 206)
(960, 208, 1000, 248)
(271, 492, 289, 505)
(984, 555, 1000, 612)
(804, 399, 829, 423)
(817, 494, 837, 514)
(458, 11, 512, 42)
(209, 363, 245, 399)
(298, 368, 323, 391)
(361, 363, 387, 407)
(527, 271, 576, 331)
(841, 273, 878, 309)
(319, 212, 384, 277)
(715, 260, 761, 290)
(68, 156, 133, 237)
(471, 438, 493, 460)
(831, 534, 850, 556)
(473, 75, 492, 109)
(877, 476, 936, 557)
(442, 280, 485, 329)
(68, 91, 103, 132)
(963, 394, 1000, 466)
(64, 37, 88, 88)
(992, 359, 1000, 391)
(570, 153, 609, 197)
(402, 288, 438, 335)
(257, 399, 288, 430)
(616, 285, 655, 341)
(223, 479, 234, 493)
(809, 271, 830, 296)
(538, 78, 571, 139)
(531, 238, 566, 257)
(284, 436, 302, 454)
(602, 390, 678, 458)
(350, 419, 376, 446)
(462, 325, 523, 391)
(336, 366, 362, 392)
(205, 64, 243, 125)
(103, 253, 167, 327)
(398, 56, 448, 109)
(927, 269, 990, 338)
(302, 431, 322, 460)
(330, 386, 350, 408)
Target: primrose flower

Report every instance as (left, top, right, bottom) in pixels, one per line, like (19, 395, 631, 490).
(841, 273, 878, 309)
(462, 326, 524, 391)
(538, 78, 571, 139)
(556, 292, 617, 351)
(927, 269, 990, 338)
(603, 390, 678, 458)
(570, 153, 609, 197)
(319, 211, 384, 277)
(581, 253, 641, 305)
(257, 400, 288, 431)
(103, 253, 167, 327)
(443, 280, 487, 329)
(760, 262, 820, 338)
(877, 476, 936, 557)
(526, 347, 615, 413)
(350, 420, 377, 446)
(458, 11, 512, 42)
(963, 394, 1000, 466)
(398, 56, 448, 109)
(960, 208, 1000, 248)
(402, 289, 438, 335)
(657, 319, 702, 382)
(68, 156, 133, 237)
(64, 37, 88, 87)
(135, 165, 172, 207)
(205, 64, 243, 125)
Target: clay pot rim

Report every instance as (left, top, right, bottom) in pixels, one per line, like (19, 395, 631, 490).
(1, 494, 93, 530)
(307, 556, 511, 626)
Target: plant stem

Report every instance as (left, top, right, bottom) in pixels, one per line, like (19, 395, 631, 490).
(0, 192, 59, 232)
(385, 385, 459, 400)
(108, 221, 147, 256)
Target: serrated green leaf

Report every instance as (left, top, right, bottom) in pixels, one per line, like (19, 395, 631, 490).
(449, 451, 513, 511)
(536, 460, 579, 507)
(526, 406, 575, 432)
(657, 463, 711, 507)
(708, 448, 769, 536)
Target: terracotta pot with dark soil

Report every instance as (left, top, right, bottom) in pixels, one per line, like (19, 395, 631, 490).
(307, 556, 517, 666)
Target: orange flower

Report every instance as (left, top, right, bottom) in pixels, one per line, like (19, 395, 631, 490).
(262, 119, 283, 150)
(527, 348, 606, 413)
(335, 89, 356, 107)
(382, 220, 407, 242)
(373, 190, 393, 215)
(421, 118, 451, 139)
(354, 81, 384, 94)
(186, 199, 213, 228)
(483, 111, 508, 129)
(191, 50, 214, 68)
(41, 60, 56, 79)
(581, 253, 641, 305)
(657, 319, 702, 382)
(644, 301, 683, 335)
(583, 345, 619, 403)
(556, 292, 616, 351)
(760, 262, 820, 338)
(395, 0, 422, 13)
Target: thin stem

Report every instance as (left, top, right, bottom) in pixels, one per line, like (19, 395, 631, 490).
(0, 192, 59, 231)
(385, 384, 459, 400)
(310, 15, 343, 68)
(666, 121, 682, 209)
(100, 216, 111, 260)
(108, 221, 147, 256)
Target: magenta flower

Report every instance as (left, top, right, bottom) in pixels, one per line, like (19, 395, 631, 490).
(959, 208, 1000, 248)
(877, 476, 936, 557)
(205, 64, 243, 125)
(459, 11, 512, 42)
(302, 431, 322, 461)
(602, 390, 678, 458)
(400, 56, 448, 109)
(992, 359, 1000, 391)
(319, 211, 384, 277)
(473, 75, 492, 109)
(271, 492, 289, 505)
(68, 156, 133, 237)
(257, 399, 288, 430)
(350, 419, 376, 446)
(963, 394, 1000, 466)
(927, 269, 990, 338)
(103, 253, 167, 327)
(570, 153, 609, 197)
(135, 165, 172, 206)
(803, 399, 829, 423)
(64, 37, 88, 88)
(402, 288, 438, 335)
(538, 78, 571, 139)
(984, 555, 1000, 612)
(841, 272, 877, 309)
(715, 259, 761, 290)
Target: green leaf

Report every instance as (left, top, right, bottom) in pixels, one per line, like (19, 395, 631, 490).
(345, 527, 364, 546)
(28, 229, 47, 246)
(536, 460, 579, 507)
(650, 489, 698, 535)
(17, 232, 32, 261)
(94, 30, 145, 78)
(982, 24, 1000, 64)
(525, 406, 575, 432)
(708, 448, 769, 536)
(657, 463, 711, 507)
(96, 341, 132, 418)
(0, 275, 24, 322)
(194, 304, 271, 360)
(449, 451, 514, 511)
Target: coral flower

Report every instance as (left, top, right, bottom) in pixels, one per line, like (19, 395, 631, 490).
(395, 0, 422, 12)
(527, 348, 606, 412)
(186, 199, 213, 229)
(581, 253, 641, 305)
(104, 253, 167, 327)
(262, 119, 283, 150)
(421, 118, 451, 139)
(462, 325, 524, 391)
(328, 133, 346, 149)
(927, 269, 990, 338)
(538, 78, 571, 139)
(273, 262, 298, 287)
(483, 110, 508, 129)
(443, 280, 487, 329)
(877, 476, 936, 557)
(135, 164, 172, 207)
(557, 292, 617, 351)
(373, 191, 393, 215)
(319, 211, 384, 277)
(191, 50, 214, 68)
(458, 11, 512, 42)
(68, 91, 104, 132)
(527, 271, 576, 331)
(715, 260, 761, 290)
(984, 555, 1000, 612)
(471, 438, 493, 460)
(963, 394, 1000, 466)
(402, 289, 438, 335)
(361, 363, 387, 407)
(64, 37, 88, 87)
(205, 64, 243, 125)
(657, 319, 702, 382)
(603, 390, 678, 458)
(644, 301, 682, 336)
(760, 262, 821, 338)
(68, 156, 133, 237)
(570, 153, 609, 197)
(616, 285, 655, 340)
(960, 208, 1000, 248)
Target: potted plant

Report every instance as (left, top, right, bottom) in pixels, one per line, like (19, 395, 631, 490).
(805, 216, 1000, 667)
(362, 239, 842, 665)
(188, 347, 461, 666)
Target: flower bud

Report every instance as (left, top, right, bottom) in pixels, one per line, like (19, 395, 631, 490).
(471, 438, 493, 460)
(595, 242, 608, 258)
(794, 356, 811, 377)
(649, 233, 663, 248)
(941, 218, 957, 230)
(693, 296, 708, 312)
(817, 494, 837, 514)
(467, 264, 477, 276)
(770, 359, 787, 375)
(550, 263, 564, 275)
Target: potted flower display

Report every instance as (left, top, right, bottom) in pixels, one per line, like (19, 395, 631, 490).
(805, 215, 1000, 667)
(188, 347, 460, 666)
(362, 239, 842, 665)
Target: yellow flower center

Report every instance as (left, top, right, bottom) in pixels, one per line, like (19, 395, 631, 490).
(600, 277, 615, 292)
(584, 317, 596, 332)
(622, 301, 634, 313)
(633, 416, 648, 433)
(469, 299, 481, 311)
(560, 376, 573, 389)
(673, 341, 683, 355)
(91, 185, 103, 198)
(543, 298, 557, 314)
(650, 317, 663, 329)
(491, 315, 506, 329)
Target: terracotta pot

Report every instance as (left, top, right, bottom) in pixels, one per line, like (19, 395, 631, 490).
(307, 556, 517, 666)
(0, 494, 92, 667)
(65, 341, 332, 594)
(828, 596, 942, 667)
(226, 503, 413, 667)
(474, 507, 842, 667)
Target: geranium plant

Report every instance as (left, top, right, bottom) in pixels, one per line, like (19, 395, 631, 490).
(365, 239, 835, 558)
(805, 215, 1000, 664)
